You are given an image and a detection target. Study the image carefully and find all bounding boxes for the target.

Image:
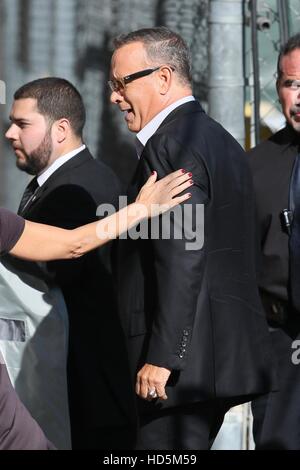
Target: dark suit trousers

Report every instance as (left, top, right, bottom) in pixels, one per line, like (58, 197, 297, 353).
(135, 399, 233, 450)
(252, 316, 300, 450)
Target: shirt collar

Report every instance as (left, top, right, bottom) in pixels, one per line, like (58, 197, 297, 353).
(135, 96, 195, 157)
(37, 144, 86, 187)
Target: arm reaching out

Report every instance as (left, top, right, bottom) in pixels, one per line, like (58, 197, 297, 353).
(10, 170, 192, 261)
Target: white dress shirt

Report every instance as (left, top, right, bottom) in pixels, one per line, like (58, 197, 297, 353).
(135, 96, 195, 158)
(37, 144, 86, 187)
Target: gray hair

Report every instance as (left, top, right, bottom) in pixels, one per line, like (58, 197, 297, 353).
(277, 33, 300, 80)
(113, 27, 192, 86)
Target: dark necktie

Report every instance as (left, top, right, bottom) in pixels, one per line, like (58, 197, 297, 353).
(18, 177, 39, 215)
(289, 152, 300, 312)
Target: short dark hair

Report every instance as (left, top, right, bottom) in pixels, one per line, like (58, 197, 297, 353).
(14, 77, 86, 137)
(277, 33, 300, 80)
(113, 27, 192, 86)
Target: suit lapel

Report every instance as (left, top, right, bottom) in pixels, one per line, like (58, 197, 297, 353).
(40, 148, 93, 190)
(21, 148, 93, 216)
(138, 100, 204, 164)
(21, 184, 44, 217)
(156, 100, 204, 132)
(130, 103, 204, 198)
(134, 101, 204, 190)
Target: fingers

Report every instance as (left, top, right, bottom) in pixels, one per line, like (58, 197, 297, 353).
(136, 368, 169, 401)
(136, 382, 168, 401)
(155, 385, 168, 401)
(143, 171, 157, 187)
(136, 374, 149, 400)
(169, 193, 192, 207)
(170, 179, 193, 197)
(153, 170, 193, 198)
(168, 171, 193, 191)
(159, 169, 188, 185)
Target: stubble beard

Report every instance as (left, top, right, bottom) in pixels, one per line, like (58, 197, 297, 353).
(16, 128, 53, 175)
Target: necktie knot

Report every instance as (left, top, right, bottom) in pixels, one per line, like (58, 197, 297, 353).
(18, 177, 39, 215)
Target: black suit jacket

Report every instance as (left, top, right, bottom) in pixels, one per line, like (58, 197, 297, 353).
(248, 125, 299, 302)
(118, 101, 276, 411)
(21, 148, 136, 444)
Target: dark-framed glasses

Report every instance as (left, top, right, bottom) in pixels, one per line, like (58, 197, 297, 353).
(108, 66, 174, 92)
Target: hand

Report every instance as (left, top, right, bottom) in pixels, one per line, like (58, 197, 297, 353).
(135, 170, 193, 217)
(136, 363, 171, 401)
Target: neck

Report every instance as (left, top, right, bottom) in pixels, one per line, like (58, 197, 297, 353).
(41, 139, 83, 173)
(163, 88, 192, 107)
(53, 139, 83, 161)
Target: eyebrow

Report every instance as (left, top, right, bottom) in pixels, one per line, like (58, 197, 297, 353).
(282, 79, 300, 85)
(8, 116, 31, 124)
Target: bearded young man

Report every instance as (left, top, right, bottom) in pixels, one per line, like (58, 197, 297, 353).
(4, 77, 136, 449)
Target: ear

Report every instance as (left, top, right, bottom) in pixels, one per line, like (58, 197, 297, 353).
(276, 80, 281, 104)
(53, 118, 70, 143)
(157, 66, 173, 95)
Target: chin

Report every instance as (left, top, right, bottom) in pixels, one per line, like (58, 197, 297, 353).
(128, 123, 141, 133)
(16, 160, 31, 174)
(289, 121, 300, 133)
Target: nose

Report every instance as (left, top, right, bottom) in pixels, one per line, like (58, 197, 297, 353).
(5, 123, 17, 140)
(110, 89, 124, 104)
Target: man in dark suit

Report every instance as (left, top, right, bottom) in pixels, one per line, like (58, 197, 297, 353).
(5, 77, 136, 449)
(109, 27, 276, 449)
(248, 33, 300, 449)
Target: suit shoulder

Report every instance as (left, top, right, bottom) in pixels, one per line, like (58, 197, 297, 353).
(156, 108, 242, 150)
(151, 109, 244, 168)
(51, 156, 122, 207)
(74, 154, 118, 177)
(66, 155, 120, 185)
(247, 127, 292, 171)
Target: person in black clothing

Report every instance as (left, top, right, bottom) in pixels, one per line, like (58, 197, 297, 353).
(110, 27, 276, 450)
(248, 33, 300, 449)
(5, 77, 132, 449)
(0, 170, 192, 449)
(0, 209, 54, 450)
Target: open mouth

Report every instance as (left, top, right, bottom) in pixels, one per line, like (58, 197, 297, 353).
(123, 108, 134, 120)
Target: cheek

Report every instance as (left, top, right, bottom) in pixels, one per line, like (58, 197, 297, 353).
(279, 91, 293, 110)
(23, 130, 44, 149)
(19, 134, 31, 149)
(19, 136, 36, 154)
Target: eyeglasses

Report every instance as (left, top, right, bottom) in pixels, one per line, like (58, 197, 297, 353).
(108, 66, 174, 93)
(281, 79, 300, 91)
(108, 66, 161, 93)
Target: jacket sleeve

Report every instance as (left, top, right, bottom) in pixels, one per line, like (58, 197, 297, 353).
(142, 134, 210, 371)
